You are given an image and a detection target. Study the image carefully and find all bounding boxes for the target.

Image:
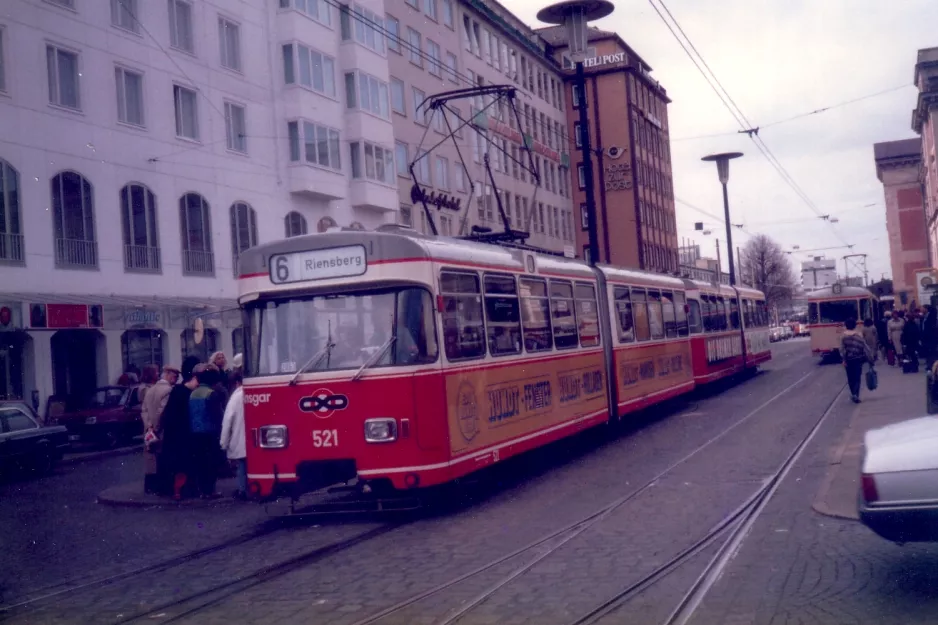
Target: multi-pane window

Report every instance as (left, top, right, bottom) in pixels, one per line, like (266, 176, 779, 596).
(440, 272, 485, 360)
(350, 142, 395, 185)
(218, 17, 242, 71)
(390, 78, 406, 115)
(0, 159, 24, 264)
(285, 211, 308, 237)
(282, 43, 336, 97)
(173, 85, 199, 140)
(179, 193, 213, 275)
(407, 28, 422, 66)
(51, 171, 97, 268)
(424, 0, 437, 21)
(224, 101, 246, 153)
(120, 183, 160, 272)
(168, 0, 194, 53)
(345, 71, 389, 119)
(454, 161, 466, 192)
(412, 87, 427, 125)
(441, 0, 454, 28)
(341, 5, 386, 55)
(484, 275, 521, 356)
(395, 142, 409, 176)
(115, 66, 144, 127)
(386, 15, 401, 53)
(434, 156, 449, 190)
(445, 52, 458, 83)
(520, 278, 552, 352)
(280, 0, 331, 26)
(287, 120, 342, 170)
(414, 150, 431, 185)
(230, 202, 258, 275)
(111, 0, 139, 32)
(46, 45, 80, 110)
(426, 40, 442, 77)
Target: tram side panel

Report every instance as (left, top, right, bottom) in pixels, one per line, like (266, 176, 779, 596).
(612, 341, 694, 415)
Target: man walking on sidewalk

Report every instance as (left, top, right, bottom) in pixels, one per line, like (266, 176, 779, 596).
(842, 318, 874, 403)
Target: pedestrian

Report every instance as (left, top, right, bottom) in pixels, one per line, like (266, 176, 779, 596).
(876, 314, 889, 360)
(902, 310, 921, 365)
(841, 318, 874, 403)
(141, 365, 179, 494)
(220, 369, 246, 499)
(188, 364, 227, 498)
(160, 356, 201, 499)
(887, 311, 905, 364)
(117, 365, 140, 387)
(861, 318, 878, 362)
(210, 351, 230, 390)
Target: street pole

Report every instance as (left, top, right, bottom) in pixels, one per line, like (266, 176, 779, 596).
(721, 182, 736, 286)
(576, 61, 600, 266)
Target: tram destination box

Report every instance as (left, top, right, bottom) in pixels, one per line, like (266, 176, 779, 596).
(269, 245, 367, 285)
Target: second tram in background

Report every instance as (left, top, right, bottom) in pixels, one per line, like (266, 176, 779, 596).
(236, 226, 773, 505)
(807, 284, 879, 362)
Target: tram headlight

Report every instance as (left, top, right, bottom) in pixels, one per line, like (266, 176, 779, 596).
(364, 418, 398, 443)
(259, 425, 288, 448)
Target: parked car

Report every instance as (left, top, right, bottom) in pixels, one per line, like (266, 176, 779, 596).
(54, 386, 144, 448)
(769, 327, 783, 342)
(858, 415, 938, 543)
(0, 401, 70, 475)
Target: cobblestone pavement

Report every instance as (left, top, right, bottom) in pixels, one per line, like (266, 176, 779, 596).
(10, 340, 926, 625)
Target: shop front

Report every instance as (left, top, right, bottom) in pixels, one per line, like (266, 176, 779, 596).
(0, 301, 27, 401)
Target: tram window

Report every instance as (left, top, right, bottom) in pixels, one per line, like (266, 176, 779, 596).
(818, 300, 858, 324)
(808, 302, 819, 324)
(440, 271, 486, 360)
(395, 289, 439, 365)
(632, 288, 651, 341)
(729, 297, 740, 330)
(700, 296, 713, 332)
(743, 299, 752, 327)
(483, 274, 522, 356)
(575, 283, 600, 347)
(614, 287, 635, 343)
(687, 299, 703, 334)
(647, 290, 664, 340)
(715, 297, 728, 331)
(757, 300, 769, 327)
(661, 291, 677, 338)
(549, 281, 579, 349)
(519, 278, 552, 352)
(860, 298, 872, 321)
(673, 291, 689, 337)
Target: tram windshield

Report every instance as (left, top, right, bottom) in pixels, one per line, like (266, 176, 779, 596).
(245, 287, 438, 376)
(808, 300, 860, 324)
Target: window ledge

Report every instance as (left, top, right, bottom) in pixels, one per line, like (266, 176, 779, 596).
(117, 120, 147, 132)
(48, 103, 84, 116)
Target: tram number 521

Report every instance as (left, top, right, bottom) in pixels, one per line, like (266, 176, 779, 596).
(312, 430, 338, 448)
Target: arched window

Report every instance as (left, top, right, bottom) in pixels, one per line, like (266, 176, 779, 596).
(122, 330, 164, 372)
(317, 216, 337, 233)
(285, 211, 308, 237)
(51, 171, 97, 268)
(120, 183, 160, 272)
(179, 193, 214, 275)
(181, 328, 219, 363)
(230, 202, 258, 276)
(0, 159, 24, 264)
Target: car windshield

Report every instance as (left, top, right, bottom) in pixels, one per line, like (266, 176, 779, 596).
(810, 300, 859, 324)
(245, 287, 438, 376)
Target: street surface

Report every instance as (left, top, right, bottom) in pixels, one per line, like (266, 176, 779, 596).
(2, 339, 937, 625)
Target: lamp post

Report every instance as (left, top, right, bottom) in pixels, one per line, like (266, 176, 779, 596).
(701, 152, 744, 285)
(537, 0, 614, 266)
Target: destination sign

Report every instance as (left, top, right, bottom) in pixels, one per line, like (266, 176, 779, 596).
(269, 244, 367, 285)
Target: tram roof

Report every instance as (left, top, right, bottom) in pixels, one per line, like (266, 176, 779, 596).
(806, 285, 875, 300)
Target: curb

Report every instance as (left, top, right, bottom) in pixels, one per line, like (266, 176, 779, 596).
(96, 492, 238, 509)
(61, 445, 143, 466)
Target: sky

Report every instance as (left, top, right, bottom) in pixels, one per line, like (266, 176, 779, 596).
(510, 0, 938, 284)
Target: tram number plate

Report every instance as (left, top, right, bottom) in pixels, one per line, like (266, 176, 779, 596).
(312, 429, 338, 448)
(269, 245, 367, 285)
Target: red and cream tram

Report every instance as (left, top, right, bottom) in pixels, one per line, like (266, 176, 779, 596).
(237, 226, 772, 501)
(806, 285, 878, 361)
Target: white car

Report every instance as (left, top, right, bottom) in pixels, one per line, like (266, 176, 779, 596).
(858, 416, 938, 543)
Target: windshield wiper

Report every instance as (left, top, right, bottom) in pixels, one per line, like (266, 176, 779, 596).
(351, 337, 396, 382)
(288, 339, 335, 386)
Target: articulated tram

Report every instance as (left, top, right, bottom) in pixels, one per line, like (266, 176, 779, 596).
(236, 226, 772, 501)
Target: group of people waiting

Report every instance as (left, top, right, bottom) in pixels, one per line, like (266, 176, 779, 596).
(131, 351, 247, 500)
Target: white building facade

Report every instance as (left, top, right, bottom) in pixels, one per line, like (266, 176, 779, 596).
(0, 0, 397, 413)
(800, 257, 838, 292)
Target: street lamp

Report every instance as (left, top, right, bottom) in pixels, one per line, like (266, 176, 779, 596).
(537, 0, 614, 266)
(701, 152, 744, 285)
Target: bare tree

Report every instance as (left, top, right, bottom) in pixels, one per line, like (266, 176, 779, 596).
(740, 234, 797, 309)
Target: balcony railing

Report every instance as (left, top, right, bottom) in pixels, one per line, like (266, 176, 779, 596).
(124, 244, 162, 273)
(183, 249, 215, 276)
(55, 237, 98, 269)
(0, 232, 25, 264)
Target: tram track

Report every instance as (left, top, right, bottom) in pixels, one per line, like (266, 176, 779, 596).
(346, 369, 822, 625)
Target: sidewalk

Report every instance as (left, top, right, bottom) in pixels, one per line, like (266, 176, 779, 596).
(98, 476, 240, 508)
(813, 362, 928, 520)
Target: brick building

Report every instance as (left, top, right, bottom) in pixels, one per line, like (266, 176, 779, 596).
(913, 47, 938, 268)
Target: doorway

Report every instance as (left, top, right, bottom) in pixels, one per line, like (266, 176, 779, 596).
(0, 331, 26, 400)
(51, 330, 104, 398)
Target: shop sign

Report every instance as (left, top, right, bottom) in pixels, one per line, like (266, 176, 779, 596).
(583, 52, 627, 69)
(410, 185, 462, 211)
(124, 309, 163, 328)
(604, 162, 633, 192)
(28, 303, 103, 329)
(476, 114, 562, 164)
(0, 302, 23, 330)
